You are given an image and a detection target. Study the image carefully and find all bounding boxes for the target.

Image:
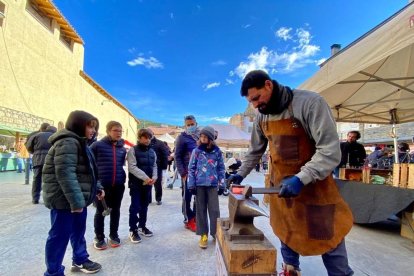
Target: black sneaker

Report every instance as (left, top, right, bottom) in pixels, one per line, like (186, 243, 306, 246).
(129, 230, 142, 243)
(108, 235, 121, 248)
(156, 201, 162, 205)
(93, 237, 107, 250)
(138, 226, 153, 237)
(71, 259, 102, 274)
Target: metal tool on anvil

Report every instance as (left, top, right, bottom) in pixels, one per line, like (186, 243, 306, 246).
(241, 184, 281, 198)
(101, 198, 112, 217)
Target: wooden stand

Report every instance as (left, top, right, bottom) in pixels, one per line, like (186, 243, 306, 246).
(393, 164, 414, 188)
(401, 212, 414, 241)
(216, 218, 276, 275)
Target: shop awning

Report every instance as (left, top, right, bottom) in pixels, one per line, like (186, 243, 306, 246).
(299, 1, 414, 124)
(0, 125, 32, 137)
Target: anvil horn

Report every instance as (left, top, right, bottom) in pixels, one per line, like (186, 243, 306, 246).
(237, 199, 268, 218)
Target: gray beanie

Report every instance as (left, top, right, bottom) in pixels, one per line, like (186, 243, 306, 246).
(200, 126, 215, 141)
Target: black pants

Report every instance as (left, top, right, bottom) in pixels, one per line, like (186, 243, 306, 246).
(129, 185, 152, 231)
(195, 186, 220, 236)
(94, 184, 125, 239)
(32, 165, 43, 202)
(152, 169, 163, 202)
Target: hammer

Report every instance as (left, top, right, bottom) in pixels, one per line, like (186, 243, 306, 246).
(242, 184, 281, 198)
(101, 198, 112, 217)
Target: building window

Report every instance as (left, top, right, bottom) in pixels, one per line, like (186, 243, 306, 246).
(26, 0, 53, 31)
(0, 2, 5, 27)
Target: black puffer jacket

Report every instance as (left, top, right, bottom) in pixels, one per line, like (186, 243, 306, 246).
(150, 137, 169, 172)
(26, 126, 57, 167)
(90, 136, 127, 186)
(42, 111, 101, 210)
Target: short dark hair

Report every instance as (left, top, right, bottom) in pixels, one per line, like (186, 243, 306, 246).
(347, 130, 361, 140)
(40, 123, 50, 132)
(240, 70, 271, 96)
(398, 142, 409, 152)
(106, 121, 122, 133)
(184, 115, 196, 121)
(138, 128, 153, 139)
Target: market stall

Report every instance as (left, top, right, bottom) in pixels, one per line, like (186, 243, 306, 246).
(299, 1, 414, 239)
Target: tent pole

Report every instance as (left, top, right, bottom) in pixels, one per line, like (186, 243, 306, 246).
(392, 124, 399, 164)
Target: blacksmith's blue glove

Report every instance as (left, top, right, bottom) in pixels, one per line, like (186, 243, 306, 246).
(278, 176, 304, 198)
(227, 174, 244, 185)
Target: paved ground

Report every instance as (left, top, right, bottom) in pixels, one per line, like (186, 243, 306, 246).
(0, 170, 413, 276)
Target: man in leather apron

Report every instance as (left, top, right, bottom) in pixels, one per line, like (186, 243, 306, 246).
(228, 70, 354, 276)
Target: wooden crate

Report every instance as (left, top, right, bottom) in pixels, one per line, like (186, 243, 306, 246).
(339, 168, 363, 181)
(393, 164, 414, 188)
(401, 212, 414, 241)
(216, 218, 276, 275)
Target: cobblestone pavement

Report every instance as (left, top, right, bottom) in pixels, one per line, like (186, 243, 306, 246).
(0, 170, 413, 276)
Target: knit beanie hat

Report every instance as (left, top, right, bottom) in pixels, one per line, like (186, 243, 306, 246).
(200, 126, 215, 141)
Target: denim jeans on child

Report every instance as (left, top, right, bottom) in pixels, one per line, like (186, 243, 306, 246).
(44, 208, 89, 276)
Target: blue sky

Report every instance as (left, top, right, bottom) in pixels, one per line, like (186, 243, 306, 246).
(54, 0, 409, 126)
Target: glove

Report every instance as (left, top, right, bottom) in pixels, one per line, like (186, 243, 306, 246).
(227, 174, 244, 185)
(217, 185, 225, 195)
(278, 176, 304, 198)
(189, 187, 197, 195)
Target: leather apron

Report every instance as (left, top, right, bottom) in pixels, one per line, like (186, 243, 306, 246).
(261, 108, 353, 256)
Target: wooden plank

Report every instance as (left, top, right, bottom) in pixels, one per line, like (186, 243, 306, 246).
(362, 168, 370, 184)
(393, 164, 400, 187)
(400, 164, 409, 188)
(401, 212, 414, 241)
(408, 164, 414, 189)
(339, 168, 346, 180)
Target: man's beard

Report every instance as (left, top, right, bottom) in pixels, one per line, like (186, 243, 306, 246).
(258, 80, 293, 115)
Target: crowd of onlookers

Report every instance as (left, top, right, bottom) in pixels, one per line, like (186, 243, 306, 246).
(19, 111, 229, 276)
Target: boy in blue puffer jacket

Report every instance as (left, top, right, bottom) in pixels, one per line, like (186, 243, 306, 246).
(188, 126, 225, 249)
(90, 121, 127, 249)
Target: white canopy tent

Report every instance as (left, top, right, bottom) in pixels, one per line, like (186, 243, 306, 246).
(299, 1, 414, 162)
(157, 133, 175, 147)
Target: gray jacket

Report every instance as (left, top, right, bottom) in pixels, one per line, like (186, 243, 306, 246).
(238, 89, 340, 185)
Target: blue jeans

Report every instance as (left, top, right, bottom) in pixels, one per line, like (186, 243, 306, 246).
(44, 208, 89, 276)
(129, 185, 151, 231)
(16, 158, 24, 172)
(281, 240, 354, 276)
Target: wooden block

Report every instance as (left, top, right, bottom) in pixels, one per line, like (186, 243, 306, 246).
(393, 164, 400, 187)
(216, 218, 276, 275)
(408, 164, 414, 189)
(400, 163, 409, 188)
(339, 168, 346, 180)
(362, 168, 370, 184)
(401, 212, 414, 241)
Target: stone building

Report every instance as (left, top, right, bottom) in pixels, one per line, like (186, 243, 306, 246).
(0, 0, 139, 146)
(229, 103, 256, 134)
